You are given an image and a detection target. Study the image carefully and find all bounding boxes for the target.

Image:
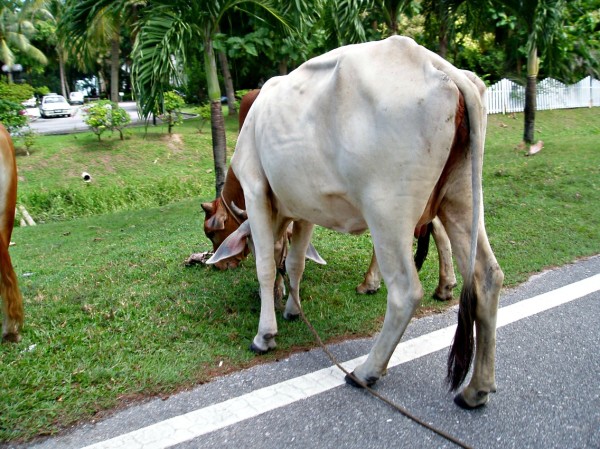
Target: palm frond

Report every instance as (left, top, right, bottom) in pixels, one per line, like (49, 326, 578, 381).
(132, 10, 196, 119)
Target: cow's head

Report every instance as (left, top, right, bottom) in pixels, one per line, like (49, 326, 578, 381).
(201, 198, 250, 270)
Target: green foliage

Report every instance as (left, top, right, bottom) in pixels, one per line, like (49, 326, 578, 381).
(35, 86, 51, 96)
(14, 126, 38, 156)
(0, 81, 35, 103)
(21, 177, 203, 223)
(160, 90, 185, 134)
(195, 102, 212, 133)
(109, 104, 131, 140)
(0, 99, 28, 134)
(83, 100, 131, 141)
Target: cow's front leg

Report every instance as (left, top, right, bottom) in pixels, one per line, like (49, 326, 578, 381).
(356, 248, 381, 294)
(251, 245, 278, 353)
(246, 206, 286, 354)
(282, 220, 314, 320)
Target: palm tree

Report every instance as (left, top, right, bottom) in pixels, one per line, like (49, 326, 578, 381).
(26, 0, 71, 97)
(131, 0, 289, 197)
(491, 0, 566, 144)
(0, 2, 47, 83)
(60, 0, 140, 103)
(372, 0, 416, 37)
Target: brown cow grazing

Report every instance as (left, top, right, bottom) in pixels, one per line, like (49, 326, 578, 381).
(0, 124, 24, 342)
(209, 37, 503, 409)
(202, 89, 457, 301)
(202, 89, 325, 303)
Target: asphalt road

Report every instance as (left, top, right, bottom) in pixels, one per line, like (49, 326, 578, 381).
(14, 255, 599, 449)
(25, 102, 142, 135)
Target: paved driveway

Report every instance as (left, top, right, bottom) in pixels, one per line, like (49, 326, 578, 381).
(25, 102, 142, 135)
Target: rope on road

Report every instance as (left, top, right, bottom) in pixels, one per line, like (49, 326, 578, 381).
(293, 296, 474, 449)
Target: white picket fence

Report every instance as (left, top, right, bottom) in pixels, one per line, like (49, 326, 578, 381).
(486, 76, 600, 114)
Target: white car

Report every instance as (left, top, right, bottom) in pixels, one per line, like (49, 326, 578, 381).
(22, 96, 37, 108)
(39, 94, 72, 118)
(69, 91, 85, 104)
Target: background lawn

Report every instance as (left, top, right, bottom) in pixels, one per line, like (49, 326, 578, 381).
(1, 108, 598, 442)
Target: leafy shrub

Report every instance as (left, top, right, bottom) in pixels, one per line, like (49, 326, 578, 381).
(84, 100, 131, 141)
(0, 81, 35, 103)
(0, 99, 28, 134)
(36, 86, 51, 97)
(160, 91, 185, 134)
(19, 176, 204, 223)
(195, 103, 211, 133)
(13, 126, 37, 155)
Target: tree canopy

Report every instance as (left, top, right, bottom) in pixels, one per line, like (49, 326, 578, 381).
(1, 0, 598, 189)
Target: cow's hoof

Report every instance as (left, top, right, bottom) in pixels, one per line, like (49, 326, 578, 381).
(453, 390, 489, 409)
(249, 342, 269, 355)
(433, 283, 457, 301)
(433, 292, 453, 301)
(2, 332, 21, 343)
(345, 372, 378, 389)
(283, 312, 299, 321)
(249, 333, 277, 354)
(356, 284, 380, 295)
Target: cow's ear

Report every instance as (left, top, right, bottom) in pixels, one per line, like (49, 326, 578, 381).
(201, 202, 215, 214)
(207, 221, 251, 265)
(206, 210, 227, 231)
(306, 243, 327, 265)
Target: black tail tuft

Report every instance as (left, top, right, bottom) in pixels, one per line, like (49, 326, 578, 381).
(447, 280, 477, 391)
(414, 222, 433, 272)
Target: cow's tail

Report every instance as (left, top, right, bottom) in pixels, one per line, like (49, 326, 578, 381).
(413, 222, 432, 272)
(433, 61, 485, 391)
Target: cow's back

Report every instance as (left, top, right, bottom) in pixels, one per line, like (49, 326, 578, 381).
(233, 36, 475, 233)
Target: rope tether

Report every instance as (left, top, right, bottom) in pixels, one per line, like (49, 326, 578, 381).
(292, 296, 473, 449)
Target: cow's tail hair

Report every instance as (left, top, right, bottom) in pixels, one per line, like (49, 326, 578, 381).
(413, 222, 432, 272)
(431, 60, 485, 391)
(447, 280, 477, 390)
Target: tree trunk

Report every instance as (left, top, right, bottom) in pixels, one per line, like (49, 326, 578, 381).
(204, 37, 227, 197)
(438, 21, 449, 59)
(110, 28, 121, 103)
(523, 46, 539, 144)
(523, 76, 537, 144)
(278, 57, 288, 76)
(218, 50, 237, 116)
(99, 71, 107, 97)
(58, 52, 68, 99)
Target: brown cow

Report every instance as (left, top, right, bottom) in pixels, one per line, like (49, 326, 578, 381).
(202, 89, 457, 301)
(0, 124, 24, 342)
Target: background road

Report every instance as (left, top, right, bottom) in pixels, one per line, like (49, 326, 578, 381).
(16, 255, 599, 449)
(25, 102, 142, 135)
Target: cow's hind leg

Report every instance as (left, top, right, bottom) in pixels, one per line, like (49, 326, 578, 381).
(440, 209, 504, 408)
(431, 217, 457, 301)
(282, 220, 314, 320)
(348, 222, 423, 386)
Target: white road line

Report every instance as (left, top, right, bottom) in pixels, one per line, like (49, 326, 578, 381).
(81, 273, 600, 449)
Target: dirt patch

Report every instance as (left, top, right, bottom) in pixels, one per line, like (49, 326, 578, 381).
(162, 133, 184, 153)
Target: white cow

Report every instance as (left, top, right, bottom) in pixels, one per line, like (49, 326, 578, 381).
(208, 36, 503, 409)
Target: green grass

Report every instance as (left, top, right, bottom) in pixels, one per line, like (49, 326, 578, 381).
(15, 118, 238, 223)
(1, 108, 599, 442)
